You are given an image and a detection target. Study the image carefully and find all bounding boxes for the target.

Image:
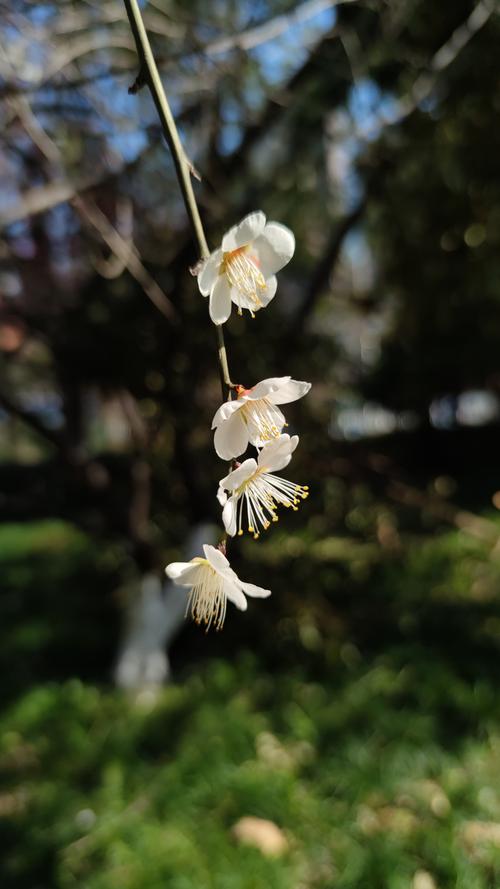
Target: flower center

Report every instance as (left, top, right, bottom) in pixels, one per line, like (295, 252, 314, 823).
(187, 564, 227, 631)
(239, 397, 285, 443)
(221, 247, 266, 314)
(234, 469, 309, 539)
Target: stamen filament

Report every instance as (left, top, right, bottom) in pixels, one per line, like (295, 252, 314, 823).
(186, 566, 227, 631)
(222, 248, 266, 308)
(239, 398, 284, 444)
(232, 469, 309, 537)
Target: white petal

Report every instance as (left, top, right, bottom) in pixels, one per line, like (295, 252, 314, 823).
(165, 560, 194, 579)
(221, 211, 266, 252)
(222, 496, 238, 536)
(214, 409, 249, 460)
(252, 222, 295, 277)
(246, 377, 291, 400)
(268, 379, 311, 406)
(217, 485, 227, 506)
(203, 544, 231, 576)
(219, 458, 257, 491)
(229, 274, 277, 313)
(165, 562, 202, 587)
(259, 274, 277, 307)
(209, 275, 232, 325)
(238, 580, 272, 599)
(257, 433, 299, 473)
(197, 249, 222, 296)
(247, 406, 286, 448)
(223, 578, 248, 611)
(211, 398, 243, 431)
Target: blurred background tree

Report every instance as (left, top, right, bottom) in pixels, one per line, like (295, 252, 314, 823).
(2, 2, 500, 887)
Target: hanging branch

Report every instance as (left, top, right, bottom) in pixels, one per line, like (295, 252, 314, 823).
(122, 0, 233, 397)
(122, 1, 309, 630)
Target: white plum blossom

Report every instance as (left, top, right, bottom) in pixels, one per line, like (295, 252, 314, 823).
(165, 543, 271, 630)
(212, 376, 311, 461)
(217, 434, 309, 539)
(197, 211, 295, 325)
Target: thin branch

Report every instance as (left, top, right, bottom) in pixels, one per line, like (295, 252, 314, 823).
(205, 0, 358, 55)
(122, 0, 233, 394)
(72, 194, 178, 322)
(293, 0, 496, 331)
(0, 177, 98, 228)
(2, 91, 178, 323)
(349, 0, 497, 140)
(289, 197, 366, 339)
(395, 0, 497, 120)
(387, 478, 500, 545)
(0, 388, 64, 451)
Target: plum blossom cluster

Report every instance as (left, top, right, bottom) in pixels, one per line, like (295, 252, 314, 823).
(166, 212, 311, 630)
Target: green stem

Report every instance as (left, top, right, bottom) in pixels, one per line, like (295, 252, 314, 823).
(122, 0, 233, 395)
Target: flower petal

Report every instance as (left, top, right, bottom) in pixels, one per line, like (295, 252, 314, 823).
(259, 274, 277, 307)
(222, 496, 238, 536)
(214, 409, 249, 460)
(221, 211, 266, 252)
(211, 398, 243, 430)
(247, 406, 286, 448)
(203, 544, 231, 576)
(217, 484, 228, 506)
(165, 562, 203, 587)
(223, 578, 248, 610)
(246, 377, 291, 401)
(252, 222, 295, 277)
(257, 433, 299, 473)
(197, 249, 222, 296)
(209, 274, 232, 325)
(229, 274, 277, 313)
(238, 580, 272, 599)
(219, 458, 257, 492)
(267, 379, 312, 405)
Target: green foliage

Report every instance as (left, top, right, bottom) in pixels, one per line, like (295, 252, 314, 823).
(2, 520, 500, 888)
(0, 522, 119, 701)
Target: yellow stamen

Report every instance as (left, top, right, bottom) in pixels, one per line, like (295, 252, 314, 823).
(221, 246, 266, 308)
(186, 565, 227, 631)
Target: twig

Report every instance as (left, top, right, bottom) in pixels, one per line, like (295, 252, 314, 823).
(291, 0, 496, 332)
(72, 195, 177, 322)
(289, 197, 366, 339)
(205, 0, 358, 55)
(348, 0, 496, 140)
(122, 0, 233, 395)
(0, 388, 64, 452)
(1, 83, 177, 322)
(388, 480, 499, 545)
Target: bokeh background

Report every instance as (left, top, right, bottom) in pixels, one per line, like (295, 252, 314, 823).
(2, 1, 500, 887)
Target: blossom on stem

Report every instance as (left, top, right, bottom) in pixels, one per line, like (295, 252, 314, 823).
(165, 543, 271, 630)
(197, 211, 295, 325)
(217, 434, 309, 539)
(212, 376, 311, 461)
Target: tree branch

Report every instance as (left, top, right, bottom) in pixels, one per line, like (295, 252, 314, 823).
(122, 0, 234, 395)
(0, 388, 64, 451)
(72, 194, 178, 323)
(289, 197, 366, 340)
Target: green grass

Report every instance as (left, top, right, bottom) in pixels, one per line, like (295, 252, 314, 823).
(2, 656, 500, 889)
(2, 519, 500, 888)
